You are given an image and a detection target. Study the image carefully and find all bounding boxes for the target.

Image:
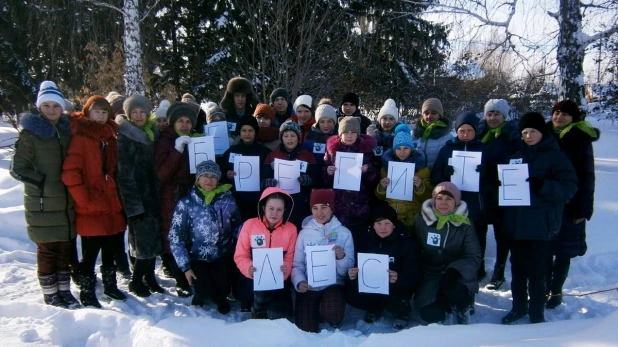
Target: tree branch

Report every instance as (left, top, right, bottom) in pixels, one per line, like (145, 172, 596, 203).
(582, 25, 618, 48)
(140, 0, 162, 23)
(77, 0, 125, 16)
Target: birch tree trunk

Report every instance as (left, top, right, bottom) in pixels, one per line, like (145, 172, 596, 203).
(123, 0, 145, 95)
(556, 0, 586, 104)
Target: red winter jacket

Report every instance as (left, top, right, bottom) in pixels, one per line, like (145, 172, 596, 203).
(62, 114, 125, 236)
(289, 115, 316, 144)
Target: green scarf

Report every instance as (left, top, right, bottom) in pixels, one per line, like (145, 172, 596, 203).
(196, 184, 232, 206)
(481, 122, 506, 143)
(421, 119, 447, 141)
(433, 209, 470, 230)
(176, 130, 204, 137)
(130, 115, 156, 141)
(553, 121, 598, 139)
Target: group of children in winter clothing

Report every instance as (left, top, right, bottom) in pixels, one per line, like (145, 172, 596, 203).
(11, 78, 597, 331)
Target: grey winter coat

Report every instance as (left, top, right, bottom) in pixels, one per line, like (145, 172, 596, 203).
(116, 116, 162, 259)
(10, 113, 76, 243)
(413, 199, 481, 310)
(412, 119, 454, 170)
(168, 187, 242, 272)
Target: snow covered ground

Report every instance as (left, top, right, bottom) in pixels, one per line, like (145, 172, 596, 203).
(0, 115, 616, 346)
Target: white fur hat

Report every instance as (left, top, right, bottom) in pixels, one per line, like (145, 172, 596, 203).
(378, 98, 398, 122)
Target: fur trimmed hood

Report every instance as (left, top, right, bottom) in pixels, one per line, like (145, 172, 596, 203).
(69, 112, 117, 141)
(326, 133, 377, 154)
(116, 115, 157, 145)
(18, 113, 71, 139)
(421, 199, 468, 226)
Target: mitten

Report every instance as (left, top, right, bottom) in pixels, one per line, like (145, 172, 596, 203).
(297, 174, 312, 186)
(475, 164, 486, 175)
(526, 177, 544, 194)
(174, 136, 192, 153)
(261, 178, 278, 189)
(444, 165, 455, 176)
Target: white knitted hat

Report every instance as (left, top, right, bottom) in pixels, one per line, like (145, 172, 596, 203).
(378, 98, 398, 122)
(36, 81, 65, 111)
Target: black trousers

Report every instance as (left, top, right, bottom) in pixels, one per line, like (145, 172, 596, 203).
(509, 239, 550, 320)
(81, 232, 125, 277)
(191, 255, 233, 302)
(478, 219, 510, 265)
(346, 288, 412, 317)
(419, 282, 472, 324)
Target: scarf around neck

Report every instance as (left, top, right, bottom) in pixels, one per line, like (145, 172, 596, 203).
(432, 208, 470, 230)
(421, 119, 447, 141)
(481, 122, 506, 143)
(553, 121, 598, 139)
(130, 115, 156, 141)
(196, 184, 232, 206)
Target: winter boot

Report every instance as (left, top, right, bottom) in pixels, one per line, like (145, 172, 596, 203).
(160, 253, 175, 279)
(501, 309, 527, 325)
(69, 262, 81, 288)
(128, 259, 151, 298)
(486, 263, 506, 290)
(38, 273, 67, 308)
(167, 257, 192, 297)
(477, 259, 487, 281)
(144, 258, 165, 294)
(215, 297, 231, 315)
(115, 252, 132, 280)
(240, 300, 253, 312)
(251, 309, 268, 319)
(452, 305, 469, 325)
(363, 308, 382, 323)
(101, 266, 127, 301)
(392, 313, 409, 330)
(57, 271, 81, 309)
(546, 261, 570, 309)
(80, 275, 102, 308)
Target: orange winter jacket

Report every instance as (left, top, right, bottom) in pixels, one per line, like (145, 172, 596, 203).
(234, 187, 298, 280)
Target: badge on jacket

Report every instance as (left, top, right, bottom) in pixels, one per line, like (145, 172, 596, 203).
(313, 143, 325, 154)
(252, 234, 266, 248)
(427, 232, 441, 247)
(509, 158, 523, 164)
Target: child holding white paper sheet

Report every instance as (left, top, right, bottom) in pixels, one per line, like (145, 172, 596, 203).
(500, 112, 578, 325)
(291, 189, 354, 332)
(431, 111, 493, 280)
(346, 204, 421, 330)
(376, 124, 432, 231)
(234, 187, 297, 319)
(302, 101, 339, 187)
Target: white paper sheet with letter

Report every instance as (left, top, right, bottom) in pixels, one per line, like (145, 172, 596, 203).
(188, 136, 216, 174)
(386, 161, 415, 201)
(450, 150, 482, 192)
(333, 152, 363, 191)
(204, 122, 230, 155)
(306, 245, 336, 287)
(252, 248, 284, 291)
(234, 155, 260, 192)
(498, 163, 531, 206)
(358, 253, 389, 295)
(274, 158, 301, 194)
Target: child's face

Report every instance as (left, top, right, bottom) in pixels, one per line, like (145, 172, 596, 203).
(263, 198, 285, 226)
(379, 115, 396, 131)
(282, 131, 298, 150)
(240, 125, 256, 143)
(88, 106, 108, 124)
(395, 146, 411, 161)
(374, 219, 395, 238)
(39, 101, 63, 123)
(131, 107, 148, 126)
(156, 118, 167, 130)
(256, 115, 271, 128)
(234, 93, 246, 110)
(296, 106, 312, 125)
(340, 131, 358, 145)
(311, 203, 333, 224)
(318, 118, 334, 134)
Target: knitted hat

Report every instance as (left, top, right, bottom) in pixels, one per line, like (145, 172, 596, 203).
(83, 95, 114, 121)
(279, 120, 302, 141)
(105, 91, 126, 115)
(156, 100, 171, 119)
(64, 99, 75, 113)
(338, 116, 361, 135)
(182, 93, 197, 103)
(341, 92, 360, 107)
(235, 115, 260, 137)
(206, 106, 226, 123)
(36, 81, 65, 111)
(422, 98, 444, 118)
(455, 111, 479, 132)
(432, 182, 462, 206)
(552, 99, 581, 122)
(123, 94, 153, 118)
(254, 103, 276, 121)
(373, 203, 399, 224)
(195, 160, 221, 180)
(293, 95, 313, 112)
(315, 104, 337, 124)
(392, 124, 414, 149)
(378, 98, 399, 122)
(167, 102, 198, 128)
(204, 101, 217, 111)
(518, 112, 548, 137)
(270, 88, 289, 103)
(310, 189, 335, 211)
(484, 99, 510, 118)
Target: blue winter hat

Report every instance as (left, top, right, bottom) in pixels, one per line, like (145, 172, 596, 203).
(392, 124, 414, 149)
(455, 111, 479, 132)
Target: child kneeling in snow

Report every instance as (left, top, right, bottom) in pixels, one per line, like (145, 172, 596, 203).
(291, 189, 354, 332)
(234, 188, 297, 318)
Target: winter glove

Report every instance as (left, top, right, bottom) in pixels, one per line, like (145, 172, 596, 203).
(366, 124, 379, 137)
(475, 164, 486, 175)
(297, 174, 312, 186)
(261, 178, 278, 190)
(444, 165, 455, 177)
(174, 136, 192, 153)
(526, 177, 544, 194)
(129, 213, 145, 222)
(439, 268, 461, 289)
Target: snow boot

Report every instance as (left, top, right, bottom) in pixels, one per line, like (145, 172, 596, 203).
(129, 259, 151, 298)
(215, 297, 231, 315)
(486, 263, 506, 290)
(144, 258, 165, 294)
(39, 273, 67, 308)
(501, 309, 527, 325)
(160, 253, 175, 279)
(69, 262, 81, 288)
(452, 305, 469, 325)
(240, 300, 253, 312)
(80, 275, 102, 308)
(57, 270, 81, 309)
(115, 252, 132, 280)
(546, 261, 569, 309)
(101, 266, 127, 301)
(363, 308, 382, 323)
(392, 313, 409, 330)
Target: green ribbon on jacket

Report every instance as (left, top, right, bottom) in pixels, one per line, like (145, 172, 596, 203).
(129, 115, 157, 141)
(433, 209, 470, 230)
(196, 184, 232, 206)
(553, 121, 598, 139)
(481, 122, 506, 143)
(420, 119, 447, 141)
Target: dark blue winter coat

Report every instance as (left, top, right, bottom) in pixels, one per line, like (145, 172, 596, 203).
(503, 136, 578, 241)
(168, 187, 243, 272)
(301, 125, 337, 185)
(548, 121, 599, 257)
